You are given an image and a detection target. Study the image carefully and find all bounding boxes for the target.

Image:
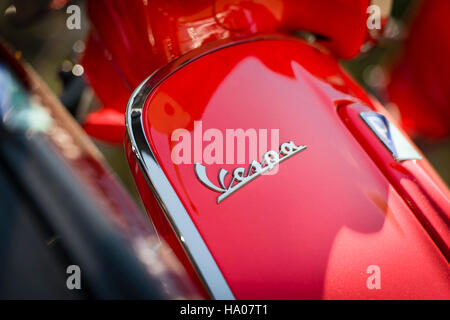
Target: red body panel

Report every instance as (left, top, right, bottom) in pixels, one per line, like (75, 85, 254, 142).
(387, 0, 450, 139)
(128, 38, 450, 299)
(83, 0, 369, 143)
(339, 102, 450, 259)
(80, 0, 450, 299)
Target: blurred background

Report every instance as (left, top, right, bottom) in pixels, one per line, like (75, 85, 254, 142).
(0, 0, 141, 201)
(0, 0, 448, 191)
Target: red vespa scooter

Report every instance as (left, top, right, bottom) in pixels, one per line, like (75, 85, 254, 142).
(81, 0, 450, 299)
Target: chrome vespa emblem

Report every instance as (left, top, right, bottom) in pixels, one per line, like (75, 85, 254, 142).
(194, 141, 307, 203)
(360, 112, 421, 161)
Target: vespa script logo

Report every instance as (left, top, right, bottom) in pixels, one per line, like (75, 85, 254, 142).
(195, 141, 307, 203)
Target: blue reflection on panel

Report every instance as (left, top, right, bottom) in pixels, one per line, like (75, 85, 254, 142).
(360, 111, 421, 161)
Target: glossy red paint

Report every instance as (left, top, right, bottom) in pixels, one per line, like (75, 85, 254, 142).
(83, 0, 370, 143)
(128, 38, 450, 299)
(81, 32, 132, 142)
(387, 0, 450, 139)
(339, 102, 450, 260)
(83, 106, 128, 143)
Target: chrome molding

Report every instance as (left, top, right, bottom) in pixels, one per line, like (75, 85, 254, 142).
(124, 44, 255, 300)
(126, 36, 301, 299)
(127, 82, 235, 300)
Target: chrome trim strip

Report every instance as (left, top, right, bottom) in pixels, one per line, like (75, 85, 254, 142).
(126, 36, 299, 299)
(126, 82, 234, 300)
(125, 40, 278, 300)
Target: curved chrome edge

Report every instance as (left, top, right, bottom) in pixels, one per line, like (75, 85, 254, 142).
(126, 84, 234, 300)
(125, 36, 299, 300)
(124, 44, 262, 300)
